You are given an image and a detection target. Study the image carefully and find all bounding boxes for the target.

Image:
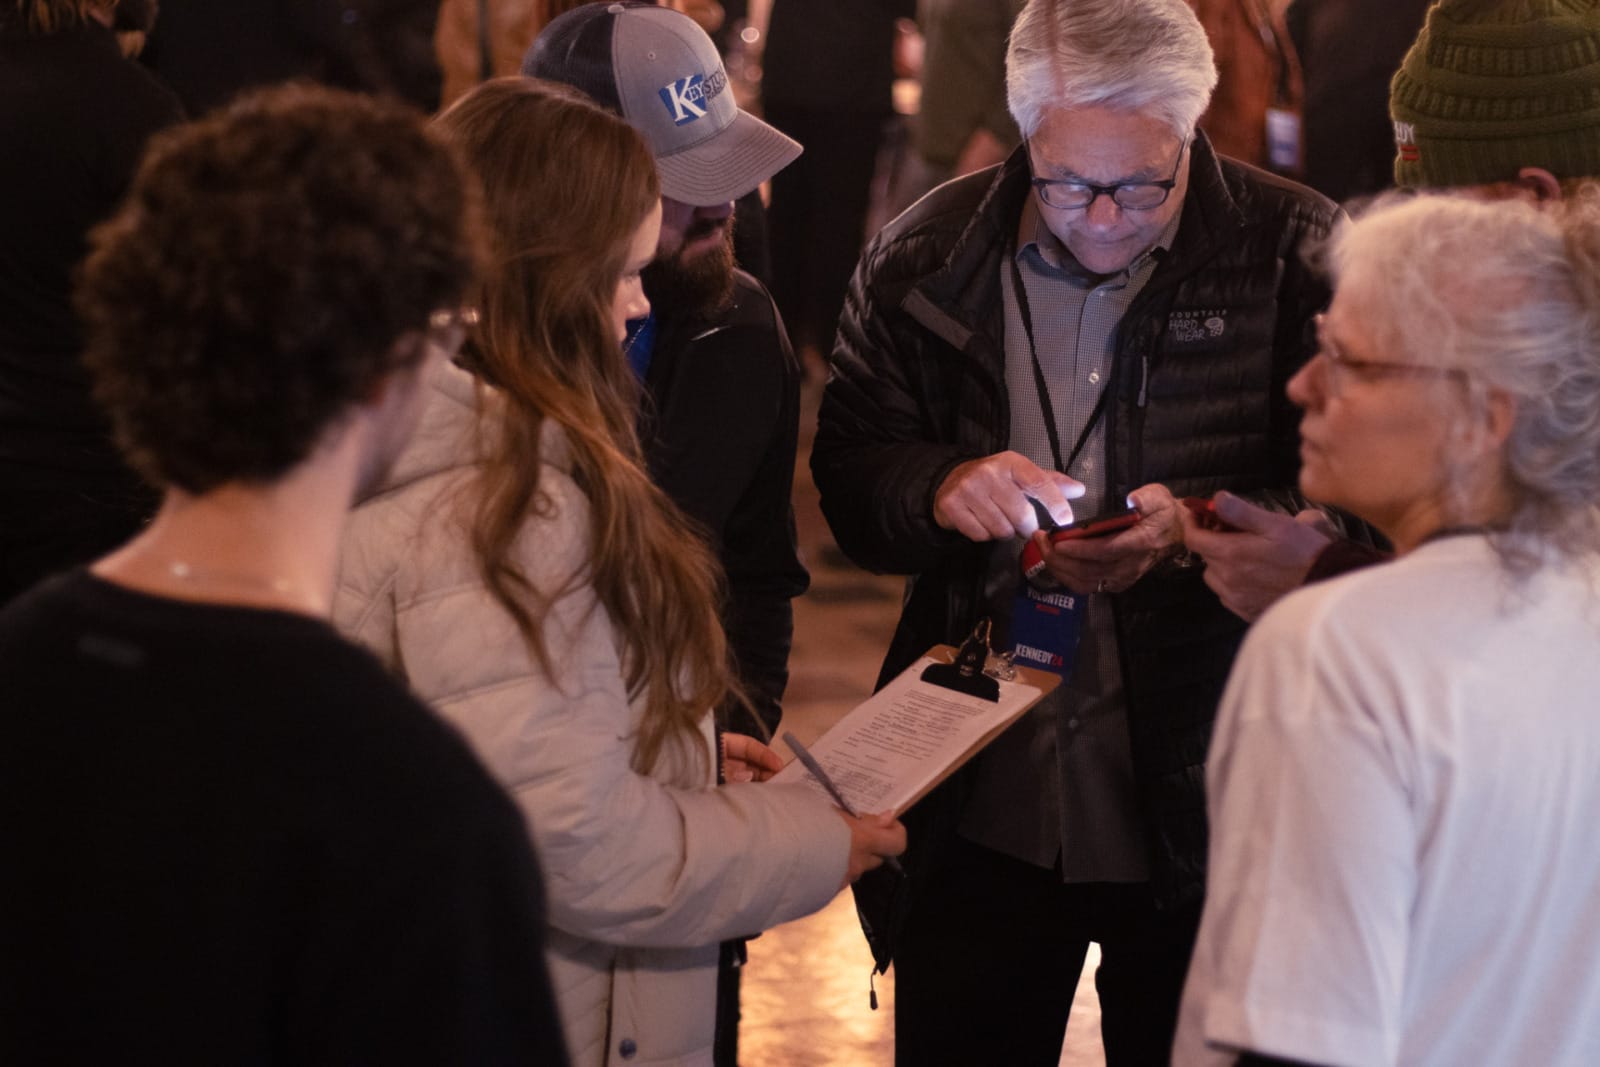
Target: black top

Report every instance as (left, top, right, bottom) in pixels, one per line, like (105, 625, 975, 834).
(139, 0, 443, 115)
(761, 0, 914, 113)
(1285, 0, 1432, 203)
(0, 20, 183, 481)
(0, 571, 569, 1066)
(643, 270, 809, 736)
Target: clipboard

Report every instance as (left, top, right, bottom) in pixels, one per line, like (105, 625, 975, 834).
(772, 622, 1060, 816)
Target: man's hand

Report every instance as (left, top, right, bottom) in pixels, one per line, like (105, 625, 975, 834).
(934, 451, 1085, 541)
(840, 811, 908, 887)
(1180, 491, 1336, 622)
(1028, 484, 1184, 595)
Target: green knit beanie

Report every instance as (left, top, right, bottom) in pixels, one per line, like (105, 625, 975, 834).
(1390, 0, 1600, 188)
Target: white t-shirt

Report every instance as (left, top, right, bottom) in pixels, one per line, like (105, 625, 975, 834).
(1174, 535, 1600, 1067)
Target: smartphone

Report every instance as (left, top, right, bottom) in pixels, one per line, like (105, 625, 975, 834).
(1020, 505, 1138, 583)
(1048, 506, 1139, 542)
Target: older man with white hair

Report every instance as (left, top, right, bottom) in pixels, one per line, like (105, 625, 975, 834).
(812, 0, 1337, 1062)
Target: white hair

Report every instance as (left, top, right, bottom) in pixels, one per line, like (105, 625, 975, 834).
(1005, 0, 1218, 140)
(1330, 189, 1600, 569)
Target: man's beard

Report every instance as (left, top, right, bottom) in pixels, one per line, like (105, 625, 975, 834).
(642, 220, 736, 317)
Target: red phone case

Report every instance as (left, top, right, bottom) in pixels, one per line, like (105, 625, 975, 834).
(1049, 510, 1139, 542)
(1180, 495, 1239, 532)
(1020, 498, 1242, 583)
(1020, 508, 1137, 583)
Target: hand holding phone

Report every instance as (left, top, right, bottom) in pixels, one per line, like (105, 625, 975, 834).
(1021, 505, 1138, 582)
(1021, 485, 1188, 593)
(1181, 491, 1336, 622)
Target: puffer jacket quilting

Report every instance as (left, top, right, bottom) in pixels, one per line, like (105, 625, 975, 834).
(337, 362, 850, 1067)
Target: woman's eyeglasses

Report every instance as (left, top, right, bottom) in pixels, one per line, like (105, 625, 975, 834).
(1311, 313, 1465, 395)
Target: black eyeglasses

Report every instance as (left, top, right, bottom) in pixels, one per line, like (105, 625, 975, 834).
(1029, 138, 1189, 212)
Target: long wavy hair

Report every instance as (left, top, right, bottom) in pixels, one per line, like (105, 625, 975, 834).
(434, 77, 734, 778)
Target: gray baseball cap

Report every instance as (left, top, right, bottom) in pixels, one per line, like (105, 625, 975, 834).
(524, 2, 801, 207)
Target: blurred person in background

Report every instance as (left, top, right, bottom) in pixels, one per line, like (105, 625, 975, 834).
(436, 0, 725, 108)
(762, 0, 915, 371)
(1177, 190, 1600, 1067)
(336, 77, 906, 1067)
(0, 0, 183, 608)
(1186, 0, 1302, 173)
(140, 0, 443, 114)
(897, 0, 1025, 210)
(436, 0, 572, 107)
(1283, 0, 1431, 204)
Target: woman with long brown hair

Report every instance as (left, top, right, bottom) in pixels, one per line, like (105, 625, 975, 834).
(336, 77, 903, 1066)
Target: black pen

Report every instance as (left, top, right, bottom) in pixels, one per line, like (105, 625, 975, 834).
(782, 731, 905, 876)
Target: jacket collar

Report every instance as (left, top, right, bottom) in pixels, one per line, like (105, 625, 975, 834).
(901, 146, 1033, 352)
(359, 360, 572, 504)
(1168, 131, 1250, 271)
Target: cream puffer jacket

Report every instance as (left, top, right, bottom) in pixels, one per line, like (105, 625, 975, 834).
(335, 363, 849, 1067)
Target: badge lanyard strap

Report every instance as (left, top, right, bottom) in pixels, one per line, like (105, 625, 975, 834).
(1008, 253, 1111, 478)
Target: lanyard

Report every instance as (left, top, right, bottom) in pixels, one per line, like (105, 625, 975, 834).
(1007, 251, 1111, 477)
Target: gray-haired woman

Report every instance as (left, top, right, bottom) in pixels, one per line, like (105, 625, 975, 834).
(1175, 191, 1600, 1067)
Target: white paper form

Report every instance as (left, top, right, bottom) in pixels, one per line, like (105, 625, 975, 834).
(772, 656, 1043, 815)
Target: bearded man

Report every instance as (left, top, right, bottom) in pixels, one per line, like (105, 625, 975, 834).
(526, 1, 808, 741)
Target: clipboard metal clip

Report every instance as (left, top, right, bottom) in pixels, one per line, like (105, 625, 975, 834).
(920, 619, 1002, 702)
(985, 649, 1017, 683)
(956, 618, 1017, 682)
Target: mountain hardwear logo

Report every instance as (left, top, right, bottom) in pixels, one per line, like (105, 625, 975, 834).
(659, 69, 728, 126)
(1169, 308, 1229, 345)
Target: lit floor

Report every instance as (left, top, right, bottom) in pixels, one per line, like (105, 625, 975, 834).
(734, 379, 1107, 1065)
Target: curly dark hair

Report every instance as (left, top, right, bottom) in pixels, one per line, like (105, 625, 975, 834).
(76, 82, 486, 494)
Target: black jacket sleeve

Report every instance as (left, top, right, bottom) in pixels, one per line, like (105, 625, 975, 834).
(812, 237, 986, 578)
(644, 276, 810, 735)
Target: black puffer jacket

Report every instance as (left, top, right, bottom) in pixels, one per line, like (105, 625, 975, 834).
(812, 135, 1337, 968)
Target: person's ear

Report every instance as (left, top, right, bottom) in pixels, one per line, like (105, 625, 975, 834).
(1454, 386, 1516, 458)
(1483, 387, 1516, 451)
(1514, 167, 1563, 202)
